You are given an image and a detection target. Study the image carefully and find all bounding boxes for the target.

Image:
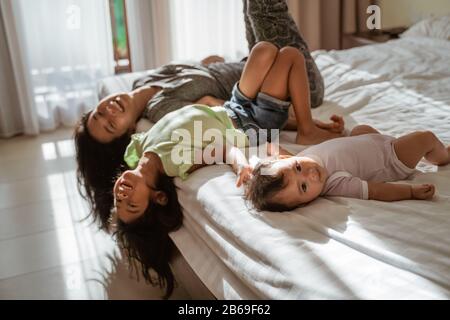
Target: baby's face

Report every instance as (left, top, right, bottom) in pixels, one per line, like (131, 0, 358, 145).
(114, 170, 153, 223)
(268, 156, 327, 208)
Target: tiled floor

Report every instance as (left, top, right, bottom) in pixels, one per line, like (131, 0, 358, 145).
(0, 128, 191, 299)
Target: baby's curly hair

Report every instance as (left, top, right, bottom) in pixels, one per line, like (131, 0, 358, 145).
(245, 159, 297, 212)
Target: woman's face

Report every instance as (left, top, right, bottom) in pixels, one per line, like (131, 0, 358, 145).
(87, 93, 138, 143)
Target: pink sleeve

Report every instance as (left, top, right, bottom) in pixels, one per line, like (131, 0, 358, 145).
(322, 172, 368, 200)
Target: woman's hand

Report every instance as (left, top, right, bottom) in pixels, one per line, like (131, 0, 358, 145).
(201, 55, 225, 66)
(195, 95, 225, 107)
(314, 115, 345, 133)
(411, 184, 435, 200)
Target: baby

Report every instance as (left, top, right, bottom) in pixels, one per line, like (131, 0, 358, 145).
(246, 125, 450, 211)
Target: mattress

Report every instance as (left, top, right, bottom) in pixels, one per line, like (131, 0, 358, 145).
(97, 36, 450, 299)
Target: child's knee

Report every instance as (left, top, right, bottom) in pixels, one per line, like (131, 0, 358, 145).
(350, 125, 378, 136)
(250, 41, 278, 66)
(420, 130, 438, 144)
(422, 130, 436, 139)
(278, 46, 304, 64)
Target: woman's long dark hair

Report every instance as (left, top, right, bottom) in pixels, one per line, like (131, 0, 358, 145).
(114, 174, 183, 299)
(74, 111, 131, 230)
(75, 111, 183, 298)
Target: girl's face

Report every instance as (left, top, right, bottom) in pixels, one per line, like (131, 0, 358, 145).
(113, 170, 154, 223)
(87, 93, 138, 143)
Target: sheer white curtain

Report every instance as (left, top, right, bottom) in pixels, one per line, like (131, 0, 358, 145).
(0, 0, 114, 136)
(126, 0, 172, 71)
(169, 0, 248, 63)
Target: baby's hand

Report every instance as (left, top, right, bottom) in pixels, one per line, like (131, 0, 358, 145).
(411, 184, 435, 200)
(314, 115, 345, 133)
(236, 164, 253, 188)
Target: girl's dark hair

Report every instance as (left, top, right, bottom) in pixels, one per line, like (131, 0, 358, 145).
(74, 111, 131, 230)
(114, 174, 183, 299)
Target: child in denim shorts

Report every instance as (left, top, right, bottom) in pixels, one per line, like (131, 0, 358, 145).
(224, 81, 292, 146)
(223, 42, 344, 147)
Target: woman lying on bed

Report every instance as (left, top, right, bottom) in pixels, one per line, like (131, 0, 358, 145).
(74, 0, 339, 232)
(112, 41, 345, 299)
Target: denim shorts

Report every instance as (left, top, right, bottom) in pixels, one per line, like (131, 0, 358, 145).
(223, 83, 290, 146)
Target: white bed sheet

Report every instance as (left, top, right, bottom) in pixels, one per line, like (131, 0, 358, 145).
(98, 37, 450, 299)
(174, 37, 450, 299)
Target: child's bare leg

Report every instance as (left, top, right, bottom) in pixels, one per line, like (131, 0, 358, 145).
(394, 131, 450, 169)
(258, 46, 341, 145)
(238, 41, 278, 99)
(350, 125, 380, 136)
(288, 48, 344, 144)
(258, 47, 294, 101)
(245, 0, 324, 107)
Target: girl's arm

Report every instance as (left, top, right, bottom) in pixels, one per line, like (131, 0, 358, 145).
(368, 182, 435, 201)
(225, 145, 252, 187)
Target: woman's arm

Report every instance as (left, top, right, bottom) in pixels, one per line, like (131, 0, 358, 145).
(201, 55, 225, 66)
(368, 182, 435, 201)
(130, 85, 162, 111)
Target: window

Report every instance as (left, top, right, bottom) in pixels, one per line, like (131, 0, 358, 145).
(109, 0, 132, 73)
(169, 0, 247, 62)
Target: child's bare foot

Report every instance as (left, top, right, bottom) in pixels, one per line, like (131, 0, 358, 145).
(296, 126, 344, 145)
(430, 144, 450, 166)
(314, 115, 345, 134)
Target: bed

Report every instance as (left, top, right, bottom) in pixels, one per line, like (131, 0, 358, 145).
(98, 29, 450, 299)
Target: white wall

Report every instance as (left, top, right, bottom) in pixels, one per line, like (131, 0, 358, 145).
(379, 0, 450, 28)
(126, 0, 172, 71)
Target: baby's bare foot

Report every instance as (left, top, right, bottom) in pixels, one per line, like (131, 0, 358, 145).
(296, 127, 344, 145)
(446, 146, 450, 165)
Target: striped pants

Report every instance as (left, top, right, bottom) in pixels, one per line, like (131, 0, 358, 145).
(243, 0, 324, 107)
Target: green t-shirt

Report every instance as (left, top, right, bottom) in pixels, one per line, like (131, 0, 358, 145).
(124, 105, 248, 180)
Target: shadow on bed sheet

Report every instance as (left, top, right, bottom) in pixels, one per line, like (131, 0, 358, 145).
(255, 200, 366, 298)
(259, 198, 350, 245)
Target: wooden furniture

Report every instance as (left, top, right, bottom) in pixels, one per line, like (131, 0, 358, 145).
(342, 27, 408, 49)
